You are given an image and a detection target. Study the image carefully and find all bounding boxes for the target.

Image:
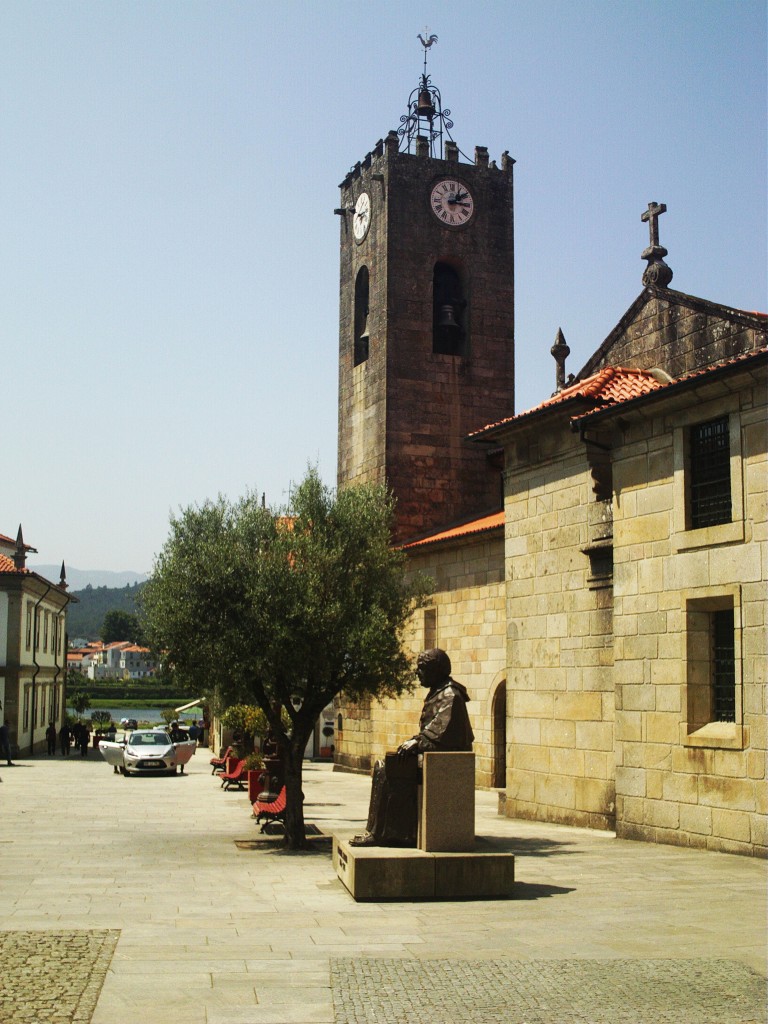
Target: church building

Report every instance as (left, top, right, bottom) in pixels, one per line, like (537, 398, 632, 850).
(333, 48, 767, 857)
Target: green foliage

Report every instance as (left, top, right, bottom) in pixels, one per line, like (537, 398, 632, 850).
(67, 583, 145, 641)
(242, 752, 265, 772)
(141, 467, 430, 848)
(220, 704, 268, 737)
(69, 690, 91, 715)
(160, 708, 176, 726)
(101, 609, 145, 645)
(91, 710, 112, 729)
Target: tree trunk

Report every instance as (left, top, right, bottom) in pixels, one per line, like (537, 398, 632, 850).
(282, 735, 308, 849)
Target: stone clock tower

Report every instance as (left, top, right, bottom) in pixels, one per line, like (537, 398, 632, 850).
(337, 47, 515, 543)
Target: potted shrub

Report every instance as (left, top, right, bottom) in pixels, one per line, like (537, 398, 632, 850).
(243, 752, 265, 803)
(220, 704, 268, 757)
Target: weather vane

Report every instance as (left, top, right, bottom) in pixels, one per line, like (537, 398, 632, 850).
(399, 30, 457, 157)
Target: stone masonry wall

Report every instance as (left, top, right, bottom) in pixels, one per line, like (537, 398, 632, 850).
(586, 291, 766, 380)
(503, 422, 616, 830)
(334, 533, 506, 788)
(611, 377, 767, 856)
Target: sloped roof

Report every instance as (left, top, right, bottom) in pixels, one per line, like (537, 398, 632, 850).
(576, 346, 768, 426)
(471, 367, 664, 439)
(0, 554, 26, 574)
(400, 510, 505, 551)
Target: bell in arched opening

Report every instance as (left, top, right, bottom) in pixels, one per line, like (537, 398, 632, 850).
(433, 262, 467, 356)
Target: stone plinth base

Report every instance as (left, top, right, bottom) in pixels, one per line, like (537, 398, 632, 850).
(418, 751, 475, 852)
(333, 835, 515, 901)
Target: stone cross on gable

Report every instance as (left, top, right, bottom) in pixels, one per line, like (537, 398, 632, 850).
(640, 200, 673, 288)
(642, 201, 667, 251)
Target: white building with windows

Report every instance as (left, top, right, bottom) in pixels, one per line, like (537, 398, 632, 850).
(0, 529, 72, 756)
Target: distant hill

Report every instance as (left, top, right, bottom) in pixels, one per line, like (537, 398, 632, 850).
(66, 582, 146, 641)
(28, 566, 148, 590)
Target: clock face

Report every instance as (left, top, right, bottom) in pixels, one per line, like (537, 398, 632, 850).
(430, 179, 475, 227)
(353, 192, 371, 242)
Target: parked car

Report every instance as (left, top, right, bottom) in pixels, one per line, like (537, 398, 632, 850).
(98, 729, 197, 776)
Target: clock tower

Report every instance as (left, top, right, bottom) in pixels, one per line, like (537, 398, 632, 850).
(336, 45, 515, 543)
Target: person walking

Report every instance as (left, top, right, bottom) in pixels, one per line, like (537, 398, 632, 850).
(0, 719, 13, 766)
(46, 722, 57, 755)
(59, 722, 71, 756)
(79, 722, 90, 758)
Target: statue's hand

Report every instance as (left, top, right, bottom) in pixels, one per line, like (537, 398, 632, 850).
(397, 738, 418, 757)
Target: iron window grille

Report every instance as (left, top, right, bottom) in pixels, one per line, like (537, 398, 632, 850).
(712, 608, 736, 722)
(690, 417, 731, 528)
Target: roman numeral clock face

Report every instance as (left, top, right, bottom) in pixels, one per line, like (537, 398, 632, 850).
(430, 179, 475, 227)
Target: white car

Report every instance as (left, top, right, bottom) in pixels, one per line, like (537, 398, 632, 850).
(98, 729, 197, 776)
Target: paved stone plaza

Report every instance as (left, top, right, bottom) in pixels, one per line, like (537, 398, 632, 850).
(0, 752, 765, 1023)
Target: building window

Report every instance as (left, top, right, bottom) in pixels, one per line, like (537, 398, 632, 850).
(711, 608, 736, 722)
(354, 266, 370, 366)
(23, 686, 30, 731)
(685, 588, 742, 748)
(690, 416, 731, 528)
(673, 409, 743, 551)
(424, 607, 437, 649)
(26, 604, 33, 650)
(43, 611, 49, 653)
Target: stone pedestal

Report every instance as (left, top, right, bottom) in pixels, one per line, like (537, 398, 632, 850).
(418, 751, 475, 852)
(333, 836, 515, 901)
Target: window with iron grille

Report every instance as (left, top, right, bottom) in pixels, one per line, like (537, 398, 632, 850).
(712, 608, 736, 722)
(690, 417, 731, 528)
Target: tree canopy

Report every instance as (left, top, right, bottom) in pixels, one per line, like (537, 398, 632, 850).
(140, 468, 430, 847)
(100, 609, 144, 645)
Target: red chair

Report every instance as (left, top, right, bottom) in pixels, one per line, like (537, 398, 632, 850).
(252, 786, 287, 832)
(219, 758, 247, 790)
(209, 745, 233, 774)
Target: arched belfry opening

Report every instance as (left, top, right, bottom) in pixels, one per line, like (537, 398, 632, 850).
(354, 266, 370, 366)
(492, 680, 507, 789)
(432, 261, 468, 356)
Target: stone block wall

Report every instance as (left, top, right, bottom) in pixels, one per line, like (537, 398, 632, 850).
(611, 378, 766, 856)
(503, 423, 616, 830)
(334, 532, 506, 788)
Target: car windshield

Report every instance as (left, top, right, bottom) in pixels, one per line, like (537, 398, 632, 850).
(128, 732, 171, 746)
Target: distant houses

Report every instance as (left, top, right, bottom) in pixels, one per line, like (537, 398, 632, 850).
(67, 640, 158, 681)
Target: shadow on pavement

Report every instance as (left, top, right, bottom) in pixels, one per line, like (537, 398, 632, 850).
(512, 881, 576, 900)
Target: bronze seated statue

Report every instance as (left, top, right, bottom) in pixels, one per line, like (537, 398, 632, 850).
(350, 648, 474, 847)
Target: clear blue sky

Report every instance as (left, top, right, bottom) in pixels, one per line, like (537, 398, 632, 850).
(2, 0, 765, 574)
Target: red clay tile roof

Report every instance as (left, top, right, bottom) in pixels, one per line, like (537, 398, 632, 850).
(400, 510, 505, 550)
(0, 554, 26, 574)
(471, 367, 664, 437)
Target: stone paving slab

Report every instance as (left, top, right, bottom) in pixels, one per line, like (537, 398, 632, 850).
(331, 957, 768, 1024)
(0, 754, 765, 1024)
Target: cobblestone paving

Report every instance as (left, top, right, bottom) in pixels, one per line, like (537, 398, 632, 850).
(0, 930, 119, 1024)
(331, 957, 767, 1024)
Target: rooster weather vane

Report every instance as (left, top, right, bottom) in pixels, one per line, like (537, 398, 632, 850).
(399, 31, 458, 157)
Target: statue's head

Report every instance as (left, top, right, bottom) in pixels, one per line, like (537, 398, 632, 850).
(416, 648, 451, 689)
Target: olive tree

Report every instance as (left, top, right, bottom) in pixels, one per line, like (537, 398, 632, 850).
(141, 468, 430, 849)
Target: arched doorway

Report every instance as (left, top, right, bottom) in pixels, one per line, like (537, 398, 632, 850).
(492, 681, 507, 789)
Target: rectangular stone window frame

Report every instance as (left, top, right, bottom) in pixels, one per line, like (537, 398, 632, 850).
(672, 403, 744, 551)
(682, 584, 744, 750)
